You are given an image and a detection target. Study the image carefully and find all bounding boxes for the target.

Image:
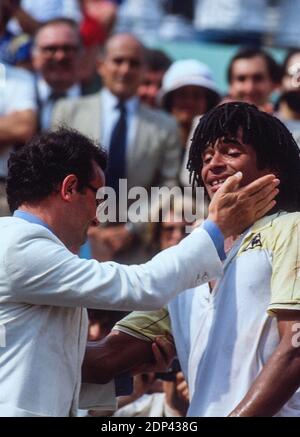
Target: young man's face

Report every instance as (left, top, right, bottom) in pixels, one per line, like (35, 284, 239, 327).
(229, 56, 275, 107)
(201, 130, 270, 199)
(138, 69, 165, 107)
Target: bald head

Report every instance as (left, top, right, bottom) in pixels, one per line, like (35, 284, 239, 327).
(104, 33, 145, 59)
(98, 33, 146, 100)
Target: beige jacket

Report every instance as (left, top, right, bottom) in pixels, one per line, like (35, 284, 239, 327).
(52, 90, 181, 191)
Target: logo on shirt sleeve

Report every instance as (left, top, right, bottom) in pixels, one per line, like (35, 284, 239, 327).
(243, 233, 262, 252)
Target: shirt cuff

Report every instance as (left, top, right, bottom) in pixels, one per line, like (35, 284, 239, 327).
(201, 219, 226, 261)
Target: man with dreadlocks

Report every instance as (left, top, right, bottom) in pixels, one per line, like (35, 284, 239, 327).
(84, 102, 300, 417)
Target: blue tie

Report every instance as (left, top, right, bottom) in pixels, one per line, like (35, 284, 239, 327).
(106, 101, 127, 196)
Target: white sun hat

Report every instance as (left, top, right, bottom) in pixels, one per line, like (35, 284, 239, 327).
(159, 59, 220, 106)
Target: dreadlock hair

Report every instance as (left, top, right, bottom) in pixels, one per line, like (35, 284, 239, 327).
(187, 101, 300, 213)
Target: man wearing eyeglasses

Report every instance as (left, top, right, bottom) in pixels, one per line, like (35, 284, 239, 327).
(32, 18, 82, 130)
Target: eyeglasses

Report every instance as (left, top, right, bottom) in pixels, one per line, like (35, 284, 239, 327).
(86, 184, 104, 208)
(38, 44, 79, 56)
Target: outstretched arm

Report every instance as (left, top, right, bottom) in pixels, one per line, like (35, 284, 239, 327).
(82, 331, 175, 384)
(82, 331, 152, 384)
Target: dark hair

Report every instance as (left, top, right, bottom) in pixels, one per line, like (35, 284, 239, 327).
(187, 101, 300, 212)
(227, 48, 281, 84)
(278, 90, 300, 113)
(144, 48, 172, 72)
(7, 127, 107, 212)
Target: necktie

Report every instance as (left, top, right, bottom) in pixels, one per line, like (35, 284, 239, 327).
(106, 101, 127, 196)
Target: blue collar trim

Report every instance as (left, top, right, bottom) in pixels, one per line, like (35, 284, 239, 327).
(13, 210, 53, 234)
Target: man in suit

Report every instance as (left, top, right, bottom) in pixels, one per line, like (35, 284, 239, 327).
(52, 33, 182, 262)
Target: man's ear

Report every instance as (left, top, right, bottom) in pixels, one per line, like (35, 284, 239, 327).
(60, 174, 78, 202)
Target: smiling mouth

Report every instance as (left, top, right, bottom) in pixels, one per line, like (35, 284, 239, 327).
(208, 177, 231, 193)
(211, 179, 226, 187)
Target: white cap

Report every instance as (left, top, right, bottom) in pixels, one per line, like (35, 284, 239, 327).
(159, 59, 219, 106)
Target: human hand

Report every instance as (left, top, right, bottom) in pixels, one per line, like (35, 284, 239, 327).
(208, 172, 279, 238)
(116, 372, 158, 409)
(132, 335, 176, 375)
(176, 372, 189, 403)
(84, 0, 117, 29)
(132, 373, 156, 399)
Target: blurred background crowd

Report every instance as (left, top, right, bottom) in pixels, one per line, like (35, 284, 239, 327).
(2, 0, 300, 416)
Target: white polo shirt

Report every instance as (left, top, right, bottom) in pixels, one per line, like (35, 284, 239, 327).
(115, 211, 300, 416)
